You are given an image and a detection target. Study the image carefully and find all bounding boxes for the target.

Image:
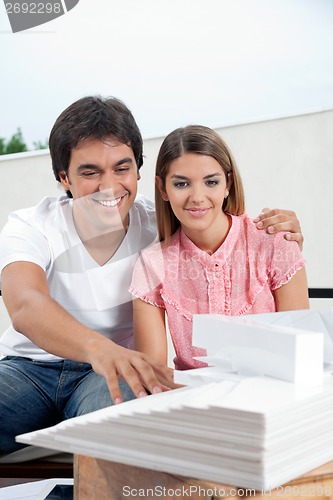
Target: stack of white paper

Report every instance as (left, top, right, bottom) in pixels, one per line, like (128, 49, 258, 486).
(17, 374, 333, 490)
(16, 310, 333, 490)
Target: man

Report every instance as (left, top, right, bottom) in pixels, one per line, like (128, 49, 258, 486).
(0, 96, 303, 454)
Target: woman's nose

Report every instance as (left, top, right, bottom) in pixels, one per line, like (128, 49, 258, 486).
(189, 185, 204, 203)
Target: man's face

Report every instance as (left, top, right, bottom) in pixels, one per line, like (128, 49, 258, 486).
(59, 138, 140, 236)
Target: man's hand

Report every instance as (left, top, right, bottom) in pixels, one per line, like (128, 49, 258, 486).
(87, 338, 176, 404)
(253, 208, 303, 250)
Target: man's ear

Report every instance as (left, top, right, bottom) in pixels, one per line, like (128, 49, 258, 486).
(59, 171, 71, 191)
(155, 176, 168, 201)
(137, 170, 141, 181)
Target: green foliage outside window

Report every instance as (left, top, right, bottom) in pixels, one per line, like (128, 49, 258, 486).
(0, 128, 48, 155)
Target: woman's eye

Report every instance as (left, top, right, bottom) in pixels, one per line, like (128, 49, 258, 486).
(173, 181, 188, 188)
(206, 180, 219, 186)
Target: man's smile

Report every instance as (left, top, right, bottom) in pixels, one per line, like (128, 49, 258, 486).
(92, 194, 128, 209)
(97, 197, 122, 207)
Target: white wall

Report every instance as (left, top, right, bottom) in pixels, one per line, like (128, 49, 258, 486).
(0, 150, 61, 224)
(1, 110, 333, 333)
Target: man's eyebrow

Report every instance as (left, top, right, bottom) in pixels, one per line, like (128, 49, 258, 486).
(76, 157, 134, 172)
(114, 157, 134, 167)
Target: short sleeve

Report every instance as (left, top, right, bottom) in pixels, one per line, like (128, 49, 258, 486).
(129, 243, 166, 308)
(0, 215, 51, 286)
(268, 233, 305, 290)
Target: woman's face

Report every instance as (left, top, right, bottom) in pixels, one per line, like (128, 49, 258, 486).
(156, 153, 232, 244)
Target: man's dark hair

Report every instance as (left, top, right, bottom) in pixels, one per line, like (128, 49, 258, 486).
(49, 95, 143, 197)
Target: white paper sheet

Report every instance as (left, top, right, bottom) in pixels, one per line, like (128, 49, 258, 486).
(189, 309, 327, 385)
(242, 308, 333, 363)
(0, 479, 73, 500)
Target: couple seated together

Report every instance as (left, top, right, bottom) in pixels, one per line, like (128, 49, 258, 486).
(0, 95, 307, 459)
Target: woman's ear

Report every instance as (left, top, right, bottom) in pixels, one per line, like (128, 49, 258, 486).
(227, 172, 233, 192)
(59, 171, 71, 191)
(155, 176, 168, 201)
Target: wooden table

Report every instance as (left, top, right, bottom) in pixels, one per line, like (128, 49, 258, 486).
(74, 455, 333, 499)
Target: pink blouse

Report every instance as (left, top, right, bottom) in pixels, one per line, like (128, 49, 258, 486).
(130, 214, 305, 370)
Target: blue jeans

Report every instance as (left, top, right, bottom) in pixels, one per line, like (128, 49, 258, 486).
(0, 356, 135, 454)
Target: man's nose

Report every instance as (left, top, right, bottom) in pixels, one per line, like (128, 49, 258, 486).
(98, 172, 115, 193)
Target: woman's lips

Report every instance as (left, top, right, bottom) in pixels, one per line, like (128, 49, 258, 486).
(185, 208, 210, 218)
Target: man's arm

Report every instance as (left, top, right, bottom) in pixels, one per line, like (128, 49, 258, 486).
(254, 208, 303, 250)
(1, 261, 174, 403)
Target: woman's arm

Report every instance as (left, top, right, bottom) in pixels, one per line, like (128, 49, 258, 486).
(274, 267, 309, 311)
(133, 298, 168, 365)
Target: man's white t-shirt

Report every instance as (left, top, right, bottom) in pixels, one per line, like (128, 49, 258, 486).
(0, 194, 157, 361)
